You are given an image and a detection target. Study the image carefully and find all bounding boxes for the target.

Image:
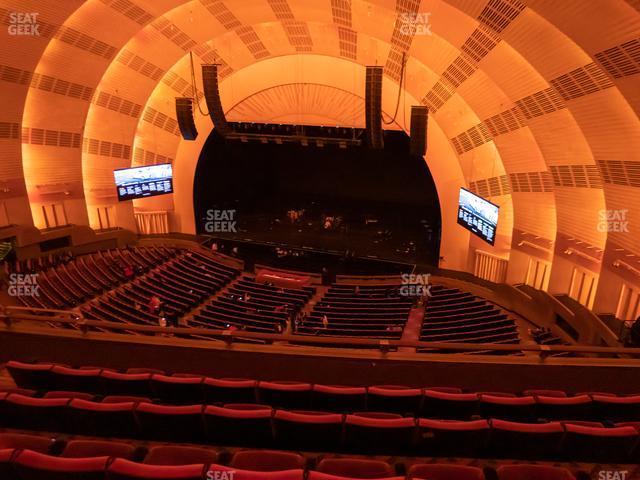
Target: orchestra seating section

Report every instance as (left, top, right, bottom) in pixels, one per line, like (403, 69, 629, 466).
(15, 246, 173, 310)
(4, 244, 538, 350)
(193, 277, 315, 333)
(419, 285, 520, 351)
(83, 250, 239, 332)
(295, 284, 412, 339)
(2, 360, 640, 467)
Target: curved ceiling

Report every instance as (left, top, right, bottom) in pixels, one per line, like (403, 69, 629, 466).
(1, 0, 639, 312)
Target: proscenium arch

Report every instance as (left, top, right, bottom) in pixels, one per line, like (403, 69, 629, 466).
(6, 0, 639, 314)
(161, 54, 475, 272)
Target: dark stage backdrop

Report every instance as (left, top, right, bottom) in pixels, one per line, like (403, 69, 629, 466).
(193, 128, 442, 264)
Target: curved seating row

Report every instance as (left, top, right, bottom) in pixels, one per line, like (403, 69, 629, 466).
(6, 362, 640, 422)
(296, 284, 412, 339)
(420, 285, 520, 350)
(0, 392, 639, 461)
(0, 439, 579, 480)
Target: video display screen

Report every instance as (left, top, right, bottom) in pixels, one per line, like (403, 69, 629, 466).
(457, 187, 499, 245)
(114, 164, 173, 201)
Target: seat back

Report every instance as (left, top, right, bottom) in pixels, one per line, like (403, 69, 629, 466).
(6, 361, 54, 390)
(50, 366, 102, 394)
(99, 371, 153, 398)
(203, 405, 273, 447)
(68, 399, 138, 438)
(150, 374, 204, 405)
(408, 464, 485, 480)
(13, 450, 109, 480)
(273, 410, 343, 450)
(311, 385, 367, 413)
(203, 378, 257, 404)
(61, 440, 137, 459)
(344, 415, 416, 454)
(496, 465, 575, 480)
(367, 386, 422, 416)
(107, 459, 206, 480)
(421, 390, 479, 419)
(1, 394, 70, 432)
(144, 445, 219, 466)
(230, 450, 305, 472)
(488, 419, 564, 459)
(316, 458, 394, 478)
(136, 403, 204, 442)
(257, 381, 312, 409)
(416, 419, 489, 457)
(0, 433, 55, 454)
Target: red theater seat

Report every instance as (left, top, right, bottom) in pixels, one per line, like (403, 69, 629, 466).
(563, 424, 638, 463)
(68, 399, 138, 438)
(50, 366, 102, 393)
(257, 381, 312, 409)
(108, 459, 206, 480)
(273, 410, 343, 450)
(308, 474, 403, 480)
(61, 440, 137, 459)
(0, 394, 69, 432)
(0, 448, 14, 479)
(208, 465, 304, 480)
(311, 385, 367, 412)
(315, 458, 395, 478)
(416, 419, 489, 457)
(0, 433, 55, 453)
(421, 390, 479, 419)
(102, 395, 151, 404)
(13, 449, 109, 480)
(203, 377, 257, 404)
(488, 419, 564, 459)
(6, 361, 54, 390)
(203, 405, 273, 447)
(478, 394, 536, 421)
(136, 403, 204, 442)
(534, 394, 593, 421)
(344, 414, 416, 454)
(230, 450, 305, 471)
(367, 386, 422, 415)
(592, 394, 640, 422)
(99, 371, 153, 398)
(408, 464, 485, 480)
(496, 464, 575, 480)
(44, 391, 95, 400)
(150, 374, 204, 405)
(144, 445, 219, 466)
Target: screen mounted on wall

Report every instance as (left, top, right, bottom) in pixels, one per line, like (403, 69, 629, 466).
(457, 187, 499, 245)
(114, 163, 173, 201)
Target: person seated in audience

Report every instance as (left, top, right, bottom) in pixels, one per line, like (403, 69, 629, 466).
(322, 314, 329, 329)
(122, 263, 134, 279)
(210, 242, 218, 252)
(148, 295, 161, 314)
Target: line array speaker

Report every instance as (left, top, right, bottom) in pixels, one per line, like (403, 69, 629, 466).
(175, 97, 198, 141)
(410, 106, 429, 157)
(202, 64, 232, 136)
(365, 66, 384, 150)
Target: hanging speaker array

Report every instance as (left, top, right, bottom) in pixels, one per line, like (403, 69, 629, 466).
(365, 66, 384, 150)
(202, 64, 232, 137)
(175, 98, 198, 141)
(410, 106, 429, 157)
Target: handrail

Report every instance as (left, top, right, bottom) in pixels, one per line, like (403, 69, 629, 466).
(3, 306, 640, 358)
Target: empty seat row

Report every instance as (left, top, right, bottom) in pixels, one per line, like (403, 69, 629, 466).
(0, 435, 579, 480)
(1, 393, 639, 461)
(7, 362, 640, 421)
